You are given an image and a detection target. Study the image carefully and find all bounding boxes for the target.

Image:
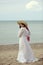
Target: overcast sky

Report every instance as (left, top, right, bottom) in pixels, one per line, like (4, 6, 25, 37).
(0, 0, 43, 20)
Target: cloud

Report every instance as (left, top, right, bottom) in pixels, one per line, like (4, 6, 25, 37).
(25, 1, 42, 11)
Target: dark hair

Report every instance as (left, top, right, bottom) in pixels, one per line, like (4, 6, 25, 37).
(19, 24, 29, 31)
(25, 26, 29, 31)
(19, 26, 21, 28)
(21, 23, 29, 31)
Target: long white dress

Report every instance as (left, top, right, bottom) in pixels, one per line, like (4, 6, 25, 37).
(17, 27, 38, 63)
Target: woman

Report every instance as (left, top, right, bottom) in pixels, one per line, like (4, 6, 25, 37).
(17, 20, 38, 63)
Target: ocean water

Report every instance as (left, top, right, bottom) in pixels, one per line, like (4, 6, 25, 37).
(0, 21, 43, 45)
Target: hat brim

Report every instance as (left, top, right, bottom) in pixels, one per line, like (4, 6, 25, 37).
(17, 20, 27, 27)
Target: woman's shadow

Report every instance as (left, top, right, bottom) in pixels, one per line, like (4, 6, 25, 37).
(38, 58, 43, 61)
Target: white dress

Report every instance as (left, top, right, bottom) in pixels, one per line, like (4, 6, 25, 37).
(17, 27, 38, 63)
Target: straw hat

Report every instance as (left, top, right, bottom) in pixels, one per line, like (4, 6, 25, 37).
(17, 20, 28, 27)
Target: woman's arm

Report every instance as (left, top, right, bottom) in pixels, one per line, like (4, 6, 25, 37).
(18, 28, 24, 37)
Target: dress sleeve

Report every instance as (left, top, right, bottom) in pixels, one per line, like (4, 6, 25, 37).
(18, 28, 24, 37)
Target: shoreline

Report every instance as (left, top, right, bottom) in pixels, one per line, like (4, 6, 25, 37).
(0, 42, 43, 45)
(0, 43, 43, 49)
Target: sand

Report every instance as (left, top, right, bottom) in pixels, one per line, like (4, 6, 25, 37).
(0, 43, 43, 65)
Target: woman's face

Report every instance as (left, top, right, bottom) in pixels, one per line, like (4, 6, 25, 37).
(19, 24, 24, 28)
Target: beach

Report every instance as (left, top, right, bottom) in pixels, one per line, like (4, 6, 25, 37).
(0, 43, 43, 65)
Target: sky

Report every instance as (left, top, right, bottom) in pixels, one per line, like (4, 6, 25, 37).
(0, 0, 43, 20)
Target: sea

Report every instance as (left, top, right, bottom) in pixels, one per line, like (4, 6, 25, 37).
(0, 21, 43, 45)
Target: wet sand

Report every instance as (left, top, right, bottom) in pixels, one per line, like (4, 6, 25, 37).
(0, 43, 43, 65)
